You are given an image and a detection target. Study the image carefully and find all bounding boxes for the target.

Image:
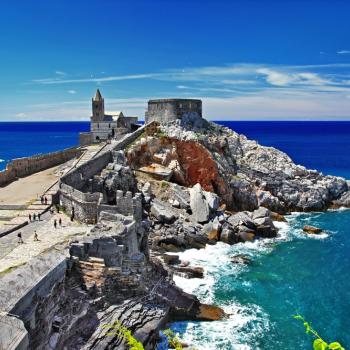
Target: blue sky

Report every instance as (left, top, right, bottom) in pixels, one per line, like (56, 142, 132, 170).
(1, 0, 350, 121)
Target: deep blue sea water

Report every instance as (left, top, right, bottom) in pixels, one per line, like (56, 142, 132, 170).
(0, 121, 349, 349)
(0, 122, 89, 171)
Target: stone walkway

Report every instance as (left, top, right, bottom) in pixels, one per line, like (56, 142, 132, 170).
(0, 209, 90, 274)
(0, 142, 107, 236)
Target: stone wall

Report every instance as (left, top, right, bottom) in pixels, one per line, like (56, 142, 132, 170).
(59, 123, 156, 224)
(79, 132, 92, 146)
(145, 99, 202, 124)
(0, 147, 82, 187)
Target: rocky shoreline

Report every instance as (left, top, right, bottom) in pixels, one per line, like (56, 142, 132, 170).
(1, 115, 349, 350)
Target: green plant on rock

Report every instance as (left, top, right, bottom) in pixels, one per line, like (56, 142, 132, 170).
(162, 329, 184, 350)
(294, 315, 345, 350)
(102, 321, 144, 350)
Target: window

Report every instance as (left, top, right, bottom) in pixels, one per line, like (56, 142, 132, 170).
(97, 123, 99, 129)
(109, 123, 111, 128)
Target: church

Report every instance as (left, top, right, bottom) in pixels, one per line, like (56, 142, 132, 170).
(79, 89, 139, 145)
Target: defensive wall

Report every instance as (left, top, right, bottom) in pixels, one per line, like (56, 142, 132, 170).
(145, 98, 202, 124)
(59, 123, 156, 224)
(0, 147, 82, 187)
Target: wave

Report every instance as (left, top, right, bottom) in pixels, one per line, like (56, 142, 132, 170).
(0, 159, 4, 163)
(170, 213, 333, 349)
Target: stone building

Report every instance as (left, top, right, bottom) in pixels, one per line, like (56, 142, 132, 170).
(80, 89, 139, 145)
(145, 98, 202, 124)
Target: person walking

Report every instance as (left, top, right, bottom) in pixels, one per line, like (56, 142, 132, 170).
(33, 231, 39, 241)
(44, 197, 48, 205)
(17, 232, 23, 244)
(33, 213, 37, 221)
(29, 214, 32, 222)
(59, 218, 62, 226)
(38, 213, 41, 221)
(40, 196, 44, 205)
(54, 219, 57, 229)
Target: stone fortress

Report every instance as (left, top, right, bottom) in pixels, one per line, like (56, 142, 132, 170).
(145, 98, 202, 124)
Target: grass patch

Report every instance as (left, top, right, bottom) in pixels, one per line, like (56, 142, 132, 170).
(0, 262, 26, 276)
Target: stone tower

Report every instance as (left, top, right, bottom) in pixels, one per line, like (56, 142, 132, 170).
(92, 89, 105, 121)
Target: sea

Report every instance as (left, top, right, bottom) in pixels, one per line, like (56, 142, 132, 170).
(0, 121, 349, 349)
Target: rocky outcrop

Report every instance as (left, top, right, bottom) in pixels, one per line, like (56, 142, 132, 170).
(158, 121, 349, 213)
(303, 225, 323, 234)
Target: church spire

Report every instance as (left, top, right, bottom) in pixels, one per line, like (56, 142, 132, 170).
(94, 89, 102, 101)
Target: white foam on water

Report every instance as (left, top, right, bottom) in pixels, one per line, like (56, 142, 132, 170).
(171, 301, 270, 350)
(171, 213, 330, 349)
(0, 159, 4, 163)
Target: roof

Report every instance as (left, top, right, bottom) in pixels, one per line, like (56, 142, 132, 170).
(105, 111, 124, 117)
(93, 89, 103, 101)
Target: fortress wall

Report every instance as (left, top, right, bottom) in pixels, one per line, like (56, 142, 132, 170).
(59, 188, 100, 224)
(79, 132, 92, 146)
(61, 151, 112, 190)
(145, 99, 202, 124)
(0, 147, 82, 187)
(59, 123, 155, 223)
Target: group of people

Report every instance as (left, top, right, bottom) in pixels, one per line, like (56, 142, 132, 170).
(53, 218, 62, 229)
(17, 196, 73, 244)
(17, 230, 39, 243)
(28, 213, 41, 222)
(40, 196, 49, 205)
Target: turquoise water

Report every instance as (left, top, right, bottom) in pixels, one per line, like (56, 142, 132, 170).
(163, 121, 350, 350)
(165, 120, 350, 349)
(171, 210, 350, 349)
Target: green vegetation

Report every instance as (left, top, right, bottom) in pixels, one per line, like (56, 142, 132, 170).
(103, 322, 187, 350)
(0, 262, 26, 276)
(161, 180, 170, 189)
(154, 129, 168, 138)
(162, 329, 185, 350)
(102, 321, 144, 350)
(294, 315, 345, 350)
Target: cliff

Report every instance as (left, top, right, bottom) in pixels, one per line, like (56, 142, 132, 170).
(2, 116, 349, 350)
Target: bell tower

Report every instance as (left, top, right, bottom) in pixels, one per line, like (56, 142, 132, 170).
(92, 89, 105, 121)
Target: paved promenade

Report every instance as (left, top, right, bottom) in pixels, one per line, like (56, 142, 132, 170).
(0, 142, 107, 236)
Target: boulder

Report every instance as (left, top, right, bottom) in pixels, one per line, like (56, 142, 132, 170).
(151, 199, 178, 224)
(196, 304, 226, 321)
(251, 207, 270, 220)
(230, 254, 251, 265)
(174, 266, 204, 278)
(162, 254, 180, 265)
(220, 226, 236, 245)
(190, 183, 210, 223)
(203, 190, 220, 212)
(270, 211, 287, 222)
(303, 225, 323, 234)
(202, 222, 220, 242)
(227, 212, 256, 230)
(138, 163, 173, 181)
(237, 229, 255, 242)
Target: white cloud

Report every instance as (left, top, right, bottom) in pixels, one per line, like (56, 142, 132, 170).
(55, 70, 66, 76)
(68, 90, 76, 94)
(15, 112, 27, 118)
(337, 50, 350, 55)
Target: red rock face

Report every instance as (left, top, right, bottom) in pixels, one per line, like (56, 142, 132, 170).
(173, 139, 230, 199)
(127, 136, 231, 202)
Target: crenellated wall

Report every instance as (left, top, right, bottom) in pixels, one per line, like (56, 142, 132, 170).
(59, 123, 156, 224)
(0, 147, 82, 187)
